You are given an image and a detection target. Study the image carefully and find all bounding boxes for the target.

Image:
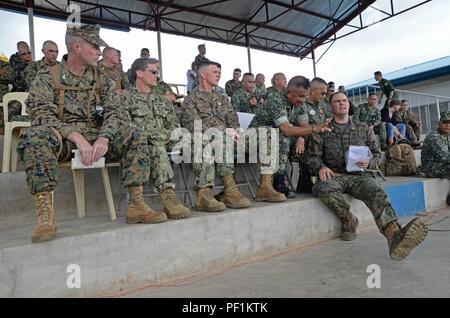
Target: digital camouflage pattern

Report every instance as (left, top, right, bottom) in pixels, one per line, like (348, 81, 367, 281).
(250, 90, 289, 174)
(306, 119, 398, 231)
(396, 109, 421, 143)
(118, 86, 182, 191)
(418, 129, 450, 178)
(24, 58, 59, 89)
(353, 102, 387, 147)
(225, 79, 242, 97)
(98, 61, 131, 91)
(181, 89, 239, 188)
(0, 60, 18, 133)
(231, 87, 265, 113)
(18, 59, 151, 194)
(292, 99, 332, 126)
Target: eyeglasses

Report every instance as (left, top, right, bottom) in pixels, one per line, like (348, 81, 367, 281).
(144, 69, 159, 75)
(19, 51, 32, 56)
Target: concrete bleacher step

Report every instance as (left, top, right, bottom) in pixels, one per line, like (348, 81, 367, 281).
(0, 167, 448, 297)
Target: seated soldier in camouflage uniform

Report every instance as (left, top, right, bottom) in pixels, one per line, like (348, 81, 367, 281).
(98, 47, 131, 95)
(225, 68, 242, 98)
(252, 76, 331, 198)
(0, 54, 17, 135)
(118, 57, 191, 219)
(289, 77, 332, 193)
(306, 92, 428, 260)
(231, 73, 265, 113)
(353, 93, 388, 150)
(181, 61, 254, 211)
(419, 111, 450, 190)
(18, 24, 167, 243)
(396, 99, 421, 148)
(24, 40, 59, 90)
(265, 73, 287, 101)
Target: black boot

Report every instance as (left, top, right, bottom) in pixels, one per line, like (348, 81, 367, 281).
(273, 173, 296, 199)
(447, 193, 450, 206)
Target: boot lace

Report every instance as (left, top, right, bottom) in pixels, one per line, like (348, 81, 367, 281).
(37, 194, 52, 226)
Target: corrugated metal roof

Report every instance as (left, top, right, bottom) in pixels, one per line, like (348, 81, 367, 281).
(0, 0, 377, 58)
(347, 56, 450, 90)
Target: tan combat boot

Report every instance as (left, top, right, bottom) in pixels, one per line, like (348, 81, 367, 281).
(341, 212, 359, 241)
(160, 188, 191, 219)
(383, 218, 428, 261)
(221, 175, 252, 209)
(31, 192, 56, 243)
(195, 188, 226, 212)
(255, 174, 286, 203)
(126, 186, 167, 224)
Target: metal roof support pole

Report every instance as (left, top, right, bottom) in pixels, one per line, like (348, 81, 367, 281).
(28, 7, 35, 60)
(245, 29, 252, 73)
(311, 48, 317, 77)
(156, 16, 163, 80)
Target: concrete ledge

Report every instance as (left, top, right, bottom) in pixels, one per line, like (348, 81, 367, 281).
(0, 168, 448, 297)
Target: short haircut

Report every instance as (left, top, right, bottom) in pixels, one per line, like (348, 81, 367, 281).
(328, 81, 335, 88)
(233, 68, 241, 73)
(329, 92, 347, 103)
(197, 60, 220, 73)
(42, 40, 57, 50)
(368, 92, 378, 97)
(65, 34, 85, 51)
(242, 72, 254, 79)
(198, 44, 205, 49)
(401, 99, 408, 103)
(287, 76, 310, 91)
(374, 71, 382, 76)
(389, 99, 401, 107)
(130, 57, 159, 83)
(141, 48, 150, 53)
(102, 46, 117, 55)
(311, 77, 327, 86)
(16, 41, 28, 50)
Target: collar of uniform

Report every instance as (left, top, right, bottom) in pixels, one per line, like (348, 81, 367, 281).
(194, 89, 215, 101)
(331, 118, 357, 130)
(59, 59, 95, 85)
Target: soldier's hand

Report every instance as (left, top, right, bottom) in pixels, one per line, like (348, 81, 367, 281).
(229, 128, 240, 143)
(356, 160, 370, 169)
(92, 137, 109, 163)
(314, 119, 332, 133)
(0, 68, 8, 77)
(295, 137, 305, 155)
(248, 97, 257, 106)
(77, 138, 95, 166)
(319, 166, 335, 181)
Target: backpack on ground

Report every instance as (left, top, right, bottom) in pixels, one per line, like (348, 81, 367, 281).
(380, 143, 417, 176)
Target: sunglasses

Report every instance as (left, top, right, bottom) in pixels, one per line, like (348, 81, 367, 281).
(20, 51, 32, 56)
(144, 69, 159, 75)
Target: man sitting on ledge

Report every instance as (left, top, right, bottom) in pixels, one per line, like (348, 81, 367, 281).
(305, 92, 428, 260)
(18, 24, 167, 243)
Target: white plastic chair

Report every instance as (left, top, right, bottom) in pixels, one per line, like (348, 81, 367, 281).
(2, 92, 30, 173)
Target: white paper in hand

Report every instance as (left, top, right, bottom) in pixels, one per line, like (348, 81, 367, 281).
(71, 150, 105, 169)
(346, 146, 373, 172)
(237, 112, 255, 132)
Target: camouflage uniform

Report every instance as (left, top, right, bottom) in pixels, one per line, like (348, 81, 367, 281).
(305, 119, 399, 232)
(98, 61, 131, 91)
(181, 89, 239, 188)
(11, 58, 30, 93)
(250, 90, 288, 175)
(418, 129, 450, 178)
(24, 58, 59, 89)
(290, 99, 332, 190)
(0, 60, 17, 133)
(225, 79, 242, 97)
(118, 86, 180, 191)
(231, 87, 265, 113)
(396, 109, 421, 143)
(353, 103, 387, 148)
(379, 78, 398, 108)
(17, 44, 150, 194)
(255, 84, 266, 97)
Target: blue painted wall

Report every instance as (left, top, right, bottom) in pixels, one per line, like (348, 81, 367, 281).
(383, 182, 425, 217)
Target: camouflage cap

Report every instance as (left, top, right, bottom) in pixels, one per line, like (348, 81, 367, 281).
(66, 24, 108, 47)
(440, 111, 450, 123)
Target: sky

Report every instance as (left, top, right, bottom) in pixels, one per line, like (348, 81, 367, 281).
(0, 0, 449, 89)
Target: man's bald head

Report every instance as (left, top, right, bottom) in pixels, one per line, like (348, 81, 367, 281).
(272, 72, 287, 90)
(102, 47, 120, 65)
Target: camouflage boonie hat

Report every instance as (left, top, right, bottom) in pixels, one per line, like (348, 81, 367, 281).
(440, 111, 450, 123)
(66, 24, 108, 47)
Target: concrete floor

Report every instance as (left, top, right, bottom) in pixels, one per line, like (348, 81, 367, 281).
(118, 209, 450, 298)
